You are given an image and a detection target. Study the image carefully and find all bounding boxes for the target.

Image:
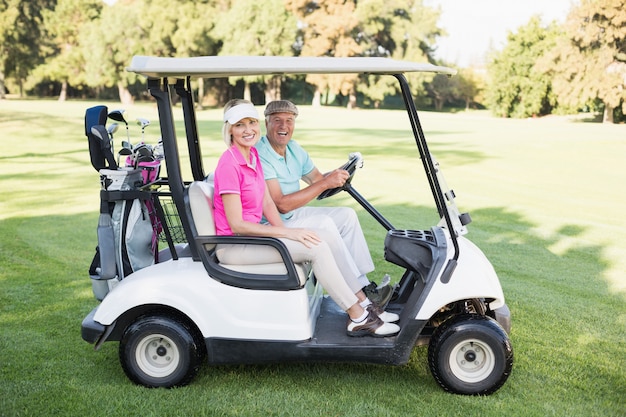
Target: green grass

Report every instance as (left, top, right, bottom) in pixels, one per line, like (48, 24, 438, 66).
(1, 99, 624, 417)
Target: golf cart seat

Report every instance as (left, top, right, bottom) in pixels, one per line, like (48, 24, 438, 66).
(187, 180, 311, 288)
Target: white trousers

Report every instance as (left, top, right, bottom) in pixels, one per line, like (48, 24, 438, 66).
(284, 206, 375, 287)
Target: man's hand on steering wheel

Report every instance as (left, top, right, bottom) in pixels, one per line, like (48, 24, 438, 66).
(323, 169, 350, 189)
(317, 152, 363, 200)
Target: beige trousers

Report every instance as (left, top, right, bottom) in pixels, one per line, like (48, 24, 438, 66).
(216, 227, 362, 310)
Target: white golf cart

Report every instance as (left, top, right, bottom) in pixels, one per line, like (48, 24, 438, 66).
(81, 56, 513, 395)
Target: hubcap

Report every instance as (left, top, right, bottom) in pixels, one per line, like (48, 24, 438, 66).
(449, 338, 495, 383)
(135, 333, 180, 378)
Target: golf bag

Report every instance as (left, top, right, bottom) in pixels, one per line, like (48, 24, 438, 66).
(85, 105, 161, 300)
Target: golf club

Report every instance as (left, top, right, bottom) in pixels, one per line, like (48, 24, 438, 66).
(118, 145, 133, 166)
(136, 118, 150, 141)
(107, 123, 119, 139)
(107, 123, 119, 155)
(108, 109, 129, 142)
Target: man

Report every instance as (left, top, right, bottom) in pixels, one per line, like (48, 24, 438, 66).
(255, 100, 392, 307)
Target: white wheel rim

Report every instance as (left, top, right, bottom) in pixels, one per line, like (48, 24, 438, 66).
(448, 338, 495, 383)
(135, 333, 180, 378)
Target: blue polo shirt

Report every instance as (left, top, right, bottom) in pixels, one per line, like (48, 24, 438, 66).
(255, 136, 315, 220)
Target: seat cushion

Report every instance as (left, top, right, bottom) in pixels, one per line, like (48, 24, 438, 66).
(219, 262, 312, 286)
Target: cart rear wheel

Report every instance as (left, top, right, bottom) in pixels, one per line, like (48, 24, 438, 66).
(119, 314, 203, 388)
(428, 314, 513, 395)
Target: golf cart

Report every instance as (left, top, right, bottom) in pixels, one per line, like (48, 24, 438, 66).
(81, 56, 513, 395)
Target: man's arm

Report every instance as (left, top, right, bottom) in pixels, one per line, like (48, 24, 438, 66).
(266, 167, 349, 214)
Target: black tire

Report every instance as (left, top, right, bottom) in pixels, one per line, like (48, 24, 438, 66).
(428, 314, 513, 395)
(119, 314, 204, 388)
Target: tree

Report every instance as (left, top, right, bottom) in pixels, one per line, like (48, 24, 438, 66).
(0, 0, 19, 98)
(169, 1, 222, 107)
(214, 0, 297, 103)
(288, 0, 443, 108)
(80, 0, 149, 104)
(544, 0, 626, 123)
(486, 16, 559, 118)
(0, 0, 56, 98)
(81, 0, 210, 105)
(421, 65, 485, 111)
(425, 73, 456, 110)
(30, 0, 103, 101)
(354, 0, 443, 107)
(456, 68, 484, 109)
(287, 0, 362, 107)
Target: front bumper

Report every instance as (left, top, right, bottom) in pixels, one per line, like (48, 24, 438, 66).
(493, 303, 512, 335)
(81, 307, 105, 344)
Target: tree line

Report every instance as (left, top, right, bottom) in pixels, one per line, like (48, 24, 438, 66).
(487, 0, 626, 123)
(0, 0, 624, 122)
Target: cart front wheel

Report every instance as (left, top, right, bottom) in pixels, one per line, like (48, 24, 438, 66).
(428, 314, 513, 395)
(119, 314, 204, 388)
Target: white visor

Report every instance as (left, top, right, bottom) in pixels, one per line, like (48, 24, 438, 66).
(223, 104, 259, 124)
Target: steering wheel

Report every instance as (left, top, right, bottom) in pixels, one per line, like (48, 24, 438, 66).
(317, 153, 362, 200)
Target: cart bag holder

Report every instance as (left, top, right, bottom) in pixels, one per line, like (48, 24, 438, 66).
(90, 168, 156, 300)
(85, 105, 162, 300)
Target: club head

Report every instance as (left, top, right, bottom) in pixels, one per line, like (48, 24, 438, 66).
(136, 118, 151, 129)
(118, 148, 133, 156)
(107, 123, 119, 136)
(136, 154, 155, 164)
(122, 141, 132, 150)
(108, 109, 127, 125)
(134, 144, 153, 158)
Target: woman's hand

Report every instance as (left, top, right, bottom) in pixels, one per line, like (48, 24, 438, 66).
(285, 228, 321, 248)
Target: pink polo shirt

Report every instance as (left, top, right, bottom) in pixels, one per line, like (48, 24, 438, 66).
(213, 146, 266, 236)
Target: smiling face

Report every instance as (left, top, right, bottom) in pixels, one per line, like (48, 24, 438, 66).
(265, 112, 296, 154)
(230, 117, 260, 150)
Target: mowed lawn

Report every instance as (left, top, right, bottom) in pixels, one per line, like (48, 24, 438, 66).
(0, 99, 624, 417)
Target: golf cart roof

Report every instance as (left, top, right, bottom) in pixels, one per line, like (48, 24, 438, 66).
(128, 55, 457, 79)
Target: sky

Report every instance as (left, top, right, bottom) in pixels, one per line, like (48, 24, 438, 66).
(425, 0, 578, 67)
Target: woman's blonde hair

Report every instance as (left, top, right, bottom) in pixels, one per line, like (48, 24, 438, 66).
(222, 98, 254, 147)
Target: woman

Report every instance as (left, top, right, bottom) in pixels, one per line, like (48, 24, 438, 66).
(212, 99, 399, 337)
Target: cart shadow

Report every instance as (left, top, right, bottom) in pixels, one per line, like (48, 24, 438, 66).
(298, 127, 488, 165)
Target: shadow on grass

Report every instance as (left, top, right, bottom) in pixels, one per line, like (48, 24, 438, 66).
(187, 120, 491, 170)
(0, 148, 88, 163)
(0, 200, 624, 415)
(295, 129, 489, 167)
(0, 111, 52, 124)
